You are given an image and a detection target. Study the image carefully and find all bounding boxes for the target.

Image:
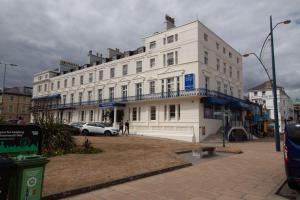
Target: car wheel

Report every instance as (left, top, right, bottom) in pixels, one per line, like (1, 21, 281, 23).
(288, 180, 299, 190)
(82, 129, 89, 136)
(104, 131, 111, 136)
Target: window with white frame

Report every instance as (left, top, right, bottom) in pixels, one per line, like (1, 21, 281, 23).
(224, 84, 228, 94)
(80, 111, 85, 121)
(37, 85, 41, 93)
(110, 68, 115, 78)
(64, 79, 67, 88)
(62, 95, 66, 105)
(216, 58, 220, 71)
(121, 85, 127, 100)
(167, 35, 174, 43)
(89, 110, 93, 122)
(88, 91, 92, 102)
(57, 81, 60, 89)
(136, 83, 142, 99)
(163, 54, 166, 66)
(204, 51, 208, 65)
(223, 47, 226, 54)
(99, 70, 103, 80)
(70, 93, 74, 104)
(230, 87, 233, 96)
(136, 61, 142, 73)
(167, 52, 174, 66)
(217, 81, 221, 92)
(205, 77, 210, 90)
(167, 78, 174, 94)
(89, 73, 93, 83)
(149, 41, 156, 49)
(229, 52, 232, 58)
(132, 107, 137, 121)
(169, 105, 176, 119)
(72, 77, 75, 86)
(80, 75, 84, 85)
(176, 76, 180, 93)
(122, 65, 128, 76)
(204, 33, 208, 41)
(98, 89, 102, 101)
(216, 42, 219, 50)
(237, 70, 240, 80)
(150, 106, 156, 120)
(51, 82, 54, 90)
(223, 63, 226, 74)
(149, 81, 155, 94)
(229, 66, 232, 78)
(79, 92, 83, 104)
(150, 58, 155, 68)
(175, 34, 178, 41)
(44, 84, 47, 92)
(109, 87, 114, 101)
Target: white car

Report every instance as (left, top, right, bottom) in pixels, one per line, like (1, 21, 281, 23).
(80, 122, 119, 136)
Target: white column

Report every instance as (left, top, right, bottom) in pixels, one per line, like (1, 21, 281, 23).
(113, 107, 117, 127)
(99, 109, 103, 122)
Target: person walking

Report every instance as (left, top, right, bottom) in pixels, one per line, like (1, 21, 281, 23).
(119, 120, 124, 135)
(125, 120, 129, 136)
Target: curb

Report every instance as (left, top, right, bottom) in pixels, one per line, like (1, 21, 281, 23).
(43, 162, 192, 199)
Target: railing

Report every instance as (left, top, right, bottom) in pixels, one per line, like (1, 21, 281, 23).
(34, 88, 246, 110)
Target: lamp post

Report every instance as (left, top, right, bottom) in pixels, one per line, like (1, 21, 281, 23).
(243, 16, 291, 152)
(0, 62, 19, 115)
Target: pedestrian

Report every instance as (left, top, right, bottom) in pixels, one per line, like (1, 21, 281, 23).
(17, 116, 25, 125)
(125, 120, 129, 136)
(119, 120, 124, 135)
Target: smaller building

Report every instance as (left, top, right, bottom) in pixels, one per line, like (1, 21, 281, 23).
(248, 81, 294, 132)
(294, 99, 300, 121)
(0, 87, 32, 123)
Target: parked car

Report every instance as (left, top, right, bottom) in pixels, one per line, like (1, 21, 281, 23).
(284, 123, 300, 190)
(80, 122, 119, 136)
(62, 124, 81, 135)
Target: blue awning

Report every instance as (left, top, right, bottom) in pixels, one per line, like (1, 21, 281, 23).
(205, 97, 230, 105)
(99, 102, 126, 108)
(229, 100, 251, 110)
(32, 94, 61, 100)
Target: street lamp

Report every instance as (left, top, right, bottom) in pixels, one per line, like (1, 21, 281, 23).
(0, 62, 19, 114)
(243, 16, 291, 152)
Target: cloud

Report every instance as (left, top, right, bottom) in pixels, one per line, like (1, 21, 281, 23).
(0, 0, 299, 99)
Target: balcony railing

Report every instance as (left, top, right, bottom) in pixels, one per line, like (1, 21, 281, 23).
(34, 88, 245, 110)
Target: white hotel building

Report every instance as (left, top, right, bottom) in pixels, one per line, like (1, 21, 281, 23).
(32, 16, 246, 142)
(248, 81, 294, 132)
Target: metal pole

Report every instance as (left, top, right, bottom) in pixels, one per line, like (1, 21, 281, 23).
(2, 64, 7, 111)
(270, 15, 281, 152)
(223, 106, 226, 147)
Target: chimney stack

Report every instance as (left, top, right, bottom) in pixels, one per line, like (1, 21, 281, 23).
(165, 14, 175, 30)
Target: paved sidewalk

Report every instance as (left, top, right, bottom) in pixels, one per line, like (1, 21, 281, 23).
(64, 139, 286, 200)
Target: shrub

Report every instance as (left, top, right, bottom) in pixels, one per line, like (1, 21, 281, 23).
(34, 116, 76, 156)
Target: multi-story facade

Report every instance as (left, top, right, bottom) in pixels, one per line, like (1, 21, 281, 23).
(248, 81, 294, 132)
(32, 16, 246, 142)
(0, 87, 32, 123)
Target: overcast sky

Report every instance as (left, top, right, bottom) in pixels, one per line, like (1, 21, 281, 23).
(0, 0, 299, 98)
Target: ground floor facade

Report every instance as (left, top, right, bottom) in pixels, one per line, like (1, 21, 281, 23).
(33, 95, 248, 142)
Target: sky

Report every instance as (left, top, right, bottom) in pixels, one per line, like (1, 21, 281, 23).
(0, 0, 299, 99)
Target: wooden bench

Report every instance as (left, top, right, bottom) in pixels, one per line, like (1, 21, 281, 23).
(192, 146, 216, 158)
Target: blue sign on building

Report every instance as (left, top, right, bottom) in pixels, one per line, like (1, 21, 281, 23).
(185, 73, 194, 91)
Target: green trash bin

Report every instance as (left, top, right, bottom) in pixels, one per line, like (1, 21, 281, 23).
(9, 155, 48, 200)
